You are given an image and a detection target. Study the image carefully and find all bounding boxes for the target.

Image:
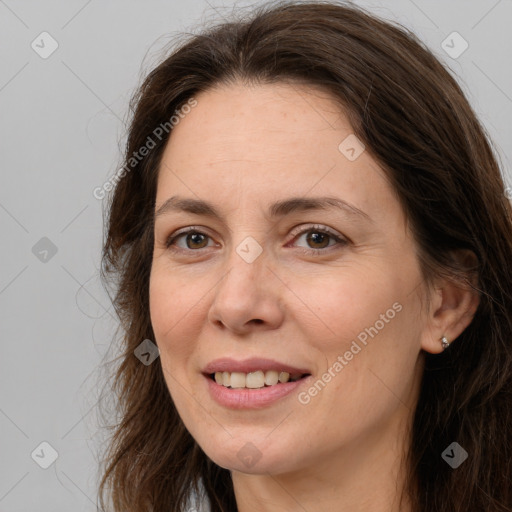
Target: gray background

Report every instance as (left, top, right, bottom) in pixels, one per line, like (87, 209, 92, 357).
(0, 0, 511, 510)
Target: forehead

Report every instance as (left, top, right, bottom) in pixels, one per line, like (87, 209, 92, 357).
(155, 81, 396, 226)
(161, 81, 351, 166)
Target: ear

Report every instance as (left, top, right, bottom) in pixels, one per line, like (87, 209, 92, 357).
(421, 249, 480, 354)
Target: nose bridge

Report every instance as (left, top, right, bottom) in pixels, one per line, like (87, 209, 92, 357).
(208, 233, 283, 331)
(219, 234, 267, 300)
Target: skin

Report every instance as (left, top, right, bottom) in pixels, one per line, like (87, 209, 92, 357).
(149, 81, 479, 512)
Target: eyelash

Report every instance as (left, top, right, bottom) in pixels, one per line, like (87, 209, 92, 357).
(164, 224, 348, 256)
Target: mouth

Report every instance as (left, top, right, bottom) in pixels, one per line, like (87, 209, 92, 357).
(202, 358, 312, 409)
(202, 357, 312, 390)
(208, 370, 311, 389)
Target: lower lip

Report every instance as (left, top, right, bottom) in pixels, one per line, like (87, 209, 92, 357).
(204, 374, 310, 409)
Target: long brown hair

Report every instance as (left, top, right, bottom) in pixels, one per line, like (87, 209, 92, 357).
(97, 1, 512, 510)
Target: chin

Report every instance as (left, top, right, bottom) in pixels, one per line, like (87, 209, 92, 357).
(197, 434, 305, 475)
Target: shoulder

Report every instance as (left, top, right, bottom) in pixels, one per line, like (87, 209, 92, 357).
(184, 479, 211, 512)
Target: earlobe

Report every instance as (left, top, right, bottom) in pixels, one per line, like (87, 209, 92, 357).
(421, 250, 480, 354)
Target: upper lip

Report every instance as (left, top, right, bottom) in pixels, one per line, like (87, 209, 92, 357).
(203, 357, 311, 375)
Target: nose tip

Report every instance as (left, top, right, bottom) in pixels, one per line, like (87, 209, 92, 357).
(207, 261, 284, 334)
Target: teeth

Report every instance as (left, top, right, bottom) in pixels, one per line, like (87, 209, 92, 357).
(264, 370, 279, 386)
(279, 371, 290, 383)
(246, 370, 265, 389)
(230, 372, 246, 389)
(213, 370, 305, 389)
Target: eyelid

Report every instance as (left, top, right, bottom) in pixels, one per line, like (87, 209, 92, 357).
(164, 225, 216, 249)
(286, 223, 349, 254)
(164, 223, 348, 253)
(288, 223, 344, 241)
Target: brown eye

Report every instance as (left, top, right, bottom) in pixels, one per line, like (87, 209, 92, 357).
(165, 228, 213, 251)
(291, 225, 347, 254)
(184, 232, 209, 249)
(305, 231, 331, 249)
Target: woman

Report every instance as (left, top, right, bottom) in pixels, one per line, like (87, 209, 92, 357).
(97, 1, 512, 511)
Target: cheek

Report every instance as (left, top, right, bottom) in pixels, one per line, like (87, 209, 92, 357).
(148, 270, 217, 440)
(149, 272, 201, 417)
(289, 267, 398, 350)
(311, 278, 421, 423)
(292, 265, 418, 402)
(149, 269, 201, 364)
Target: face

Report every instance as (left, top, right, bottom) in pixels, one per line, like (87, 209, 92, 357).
(149, 81, 430, 476)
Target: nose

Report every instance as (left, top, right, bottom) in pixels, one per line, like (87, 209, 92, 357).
(207, 247, 285, 335)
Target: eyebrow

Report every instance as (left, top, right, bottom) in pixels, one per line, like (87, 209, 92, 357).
(154, 195, 372, 223)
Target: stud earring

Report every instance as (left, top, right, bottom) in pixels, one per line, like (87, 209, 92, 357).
(441, 336, 450, 350)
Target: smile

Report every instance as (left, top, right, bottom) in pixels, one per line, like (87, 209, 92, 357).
(202, 358, 312, 409)
(212, 370, 308, 389)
